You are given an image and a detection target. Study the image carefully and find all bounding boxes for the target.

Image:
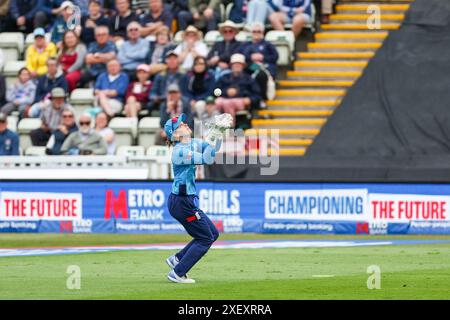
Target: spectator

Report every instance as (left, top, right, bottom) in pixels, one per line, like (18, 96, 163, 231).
(0, 113, 20, 156)
(50, 1, 81, 47)
(242, 22, 278, 78)
(81, 25, 117, 86)
(178, 0, 220, 32)
(59, 30, 87, 93)
(215, 53, 261, 123)
(124, 64, 152, 117)
(167, 0, 189, 20)
(131, 0, 148, 15)
(0, 0, 10, 31)
(94, 111, 116, 154)
(268, 0, 312, 38)
(80, 0, 109, 46)
(148, 50, 183, 112)
(30, 87, 73, 146)
(117, 21, 149, 78)
(9, 0, 47, 32)
(157, 83, 193, 145)
(25, 28, 58, 78)
(174, 25, 209, 72)
(139, 0, 173, 37)
(39, 0, 65, 28)
(94, 59, 129, 117)
(60, 113, 108, 155)
(197, 95, 219, 124)
(73, 0, 93, 17)
(146, 26, 175, 75)
(246, 0, 270, 27)
(180, 56, 215, 114)
(207, 20, 242, 69)
(45, 108, 78, 155)
(1, 68, 36, 117)
(108, 0, 139, 43)
(29, 58, 68, 118)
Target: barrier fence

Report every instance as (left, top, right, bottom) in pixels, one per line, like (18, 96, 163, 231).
(1, 181, 450, 234)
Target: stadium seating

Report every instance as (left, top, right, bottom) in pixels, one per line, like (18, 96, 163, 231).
(69, 88, 95, 119)
(236, 31, 252, 43)
(138, 117, 160, 149)
(3, 60, 26, 88)
(204, 30, 223, 47)
(24, 146, 47, 156)
(146, 145, 172, 179)
(109, 117, 138, 148)
(0, 32, 24, 62)
(265, 31, 295, 66)
(7, 116, 18, 132)
(17, 118, 42, 151)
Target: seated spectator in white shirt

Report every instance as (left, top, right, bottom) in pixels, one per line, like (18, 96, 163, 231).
(173, 25, 209, 72)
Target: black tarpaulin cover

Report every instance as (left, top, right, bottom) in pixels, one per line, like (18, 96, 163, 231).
(306, 0, 450, 157)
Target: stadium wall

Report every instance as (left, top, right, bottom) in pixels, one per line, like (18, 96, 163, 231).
(1, 181, 450, 235)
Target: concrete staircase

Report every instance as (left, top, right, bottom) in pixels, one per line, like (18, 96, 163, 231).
(250, 0, 411, 156)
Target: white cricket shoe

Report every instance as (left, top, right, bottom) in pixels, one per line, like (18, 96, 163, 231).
(167, 270, 196, 284)
(166, 254, 179, 269)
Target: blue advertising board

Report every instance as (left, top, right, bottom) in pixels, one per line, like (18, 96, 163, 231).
(1, 181, 450, 234)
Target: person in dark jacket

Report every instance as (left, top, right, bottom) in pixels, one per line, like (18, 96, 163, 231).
(157, 83, 193, 145)
(207, 20, 242, 69)
(0, 113, 19, 156)
(8, 0, 48, 32)
(148, 50, 184, 112)
(45, 108, 78, 155)
(242, 22, 278, 77)
(180, 56, 216, 114)
(80, 0, 109, 45)
(139, 0, 173, 37)
(215, 53, 261, 122)
(108, 0, 139, 42)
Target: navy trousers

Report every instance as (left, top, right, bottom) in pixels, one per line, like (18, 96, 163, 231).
(168, 193, 219, 277)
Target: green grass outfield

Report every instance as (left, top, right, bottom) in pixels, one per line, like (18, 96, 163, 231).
(1, 234, 450, 300)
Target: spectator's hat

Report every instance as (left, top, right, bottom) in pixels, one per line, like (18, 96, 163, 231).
(230, 53, 246, 65)
(0, 113, 7, 122)
(60, 1, 74, 10)
(167, 83, 180, 93)
(165, 50, 178, 59)
(33, 28, 46, 38)
(205, 96, 215, 104)
(51, 87, 66, 99)
(218, 20, 240, 31)
(184, 26, 203, 39)
(137, 64, 151, 73)
(164, 113, 187, 141)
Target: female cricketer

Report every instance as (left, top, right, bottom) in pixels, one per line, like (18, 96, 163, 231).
(164, 113, 227, 284)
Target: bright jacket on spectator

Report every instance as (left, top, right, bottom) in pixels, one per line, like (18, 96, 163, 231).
(268, 0, 312, 17)
(80, 14, 109, 45)
(125, 80, 152, 104)
(117, 38, 150, 71)
(6, 79, 36, 107)
(94, 72, 129, 102)
(34, 71, 68, 103)
(0, 129, 19, 156)
(109, 11, 139, 39)
(87, 40, 117, 77)
(242, 39, 279, 77)
(149, 70, 184, 103)
(159, 96, 194, 129)
(217, 71, 262, 105)
(180, 69, 216, 101)
(207, 38, 242, 64)
(9, 0, 43, 20)
(25, 42, 57, 77)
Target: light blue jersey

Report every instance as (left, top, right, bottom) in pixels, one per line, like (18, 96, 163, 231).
(171, 138, 220, 195)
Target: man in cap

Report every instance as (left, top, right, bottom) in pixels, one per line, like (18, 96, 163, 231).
(0, 113, 19, 156)
(207, 20, 243, 68)
(148, 50, 184, 112)
(50, 1, 79, 47)
(215, 53, 261, 123)
(157, 83, 193, 145)
(30, 87, 74, 146)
